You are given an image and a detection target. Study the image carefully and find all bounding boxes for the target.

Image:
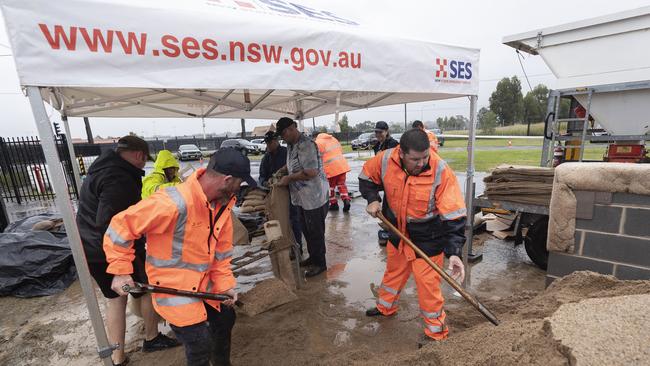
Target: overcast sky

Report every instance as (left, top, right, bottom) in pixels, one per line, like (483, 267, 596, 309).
(1, 0, 648, 139)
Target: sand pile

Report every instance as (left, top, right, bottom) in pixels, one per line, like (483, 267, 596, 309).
(548, 294, 650, 365)
(331, 271, 650, 366)
(238, 278, 298, 317)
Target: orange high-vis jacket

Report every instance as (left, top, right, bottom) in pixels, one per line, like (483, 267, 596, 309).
(358, 147, 466, 260)
(104, 168, 236, 327)
(425, 130, 439, 152)
(315, 133, 350, 179)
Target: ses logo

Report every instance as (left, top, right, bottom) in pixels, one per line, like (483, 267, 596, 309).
(434, 58, 473, 84)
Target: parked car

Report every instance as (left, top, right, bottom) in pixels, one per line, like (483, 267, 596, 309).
(250, 138, 267, 152)
(351, 132, 377, 150)
(177, 144, 202, 161)
(432, 128, 445, 147)
(220, 139, 260, 155)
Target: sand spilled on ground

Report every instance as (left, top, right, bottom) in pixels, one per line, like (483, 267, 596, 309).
(325, 271, 650, 366)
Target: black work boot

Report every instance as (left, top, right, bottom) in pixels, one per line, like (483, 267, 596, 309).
(329, 202, 340, 211)
(142, 332, 181, 352)
(365, 307, 385, 317)
(343, 200, 351, 212)
(305, 266, 327, 278)
(417, 334, 440, 349)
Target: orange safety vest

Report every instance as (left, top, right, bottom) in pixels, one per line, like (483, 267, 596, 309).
(104, 168, 236, 327)
(425, 130, 439, 152)
(359, 147, 465, 260)
(315, 133, 351, 178)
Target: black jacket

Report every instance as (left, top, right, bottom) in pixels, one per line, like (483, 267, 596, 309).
(259, 146, 287, 186)
(373, 136, 399, 155)
(76, 150, 145, 263)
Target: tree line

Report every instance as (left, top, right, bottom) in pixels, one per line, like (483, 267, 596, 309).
(325, 76, 571, 135)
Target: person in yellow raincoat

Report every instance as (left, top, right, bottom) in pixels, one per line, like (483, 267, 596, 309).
(142, 150, 183, 199)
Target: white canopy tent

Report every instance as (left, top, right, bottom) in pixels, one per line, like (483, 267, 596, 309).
(1, 0, 480, 363)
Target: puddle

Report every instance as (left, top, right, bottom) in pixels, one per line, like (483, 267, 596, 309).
(326, 257, 386, 309)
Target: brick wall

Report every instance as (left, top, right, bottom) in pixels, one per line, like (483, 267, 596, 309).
(546, 191, 650, 286)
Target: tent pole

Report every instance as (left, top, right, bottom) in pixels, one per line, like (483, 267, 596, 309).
(26, 86, 114, 366)
(463, 95, 479, 287)
(84, 117, 94, 144)
(61, 115, 83, 194)
(404, 103, 407, 130)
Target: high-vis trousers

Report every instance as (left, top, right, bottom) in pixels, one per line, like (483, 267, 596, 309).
(327, 173, 350, 205)
(376, 243, 448, 340)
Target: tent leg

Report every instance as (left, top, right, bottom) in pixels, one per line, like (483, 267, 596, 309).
(62, 115, 83, 195)
(463, 96, 481, 287)
(26, 86, 114, 366)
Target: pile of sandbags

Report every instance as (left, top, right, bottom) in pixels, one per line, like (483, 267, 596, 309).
(239, 188, 268, 214)
(483, 165, 555, 206)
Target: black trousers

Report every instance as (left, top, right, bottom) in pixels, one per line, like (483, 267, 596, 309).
(170, 303, 236, 366)
(299, 202, 328, 268)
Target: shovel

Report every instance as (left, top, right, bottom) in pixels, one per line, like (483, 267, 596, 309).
(377, 213, 499, 326)
(122, 282, 244, 307)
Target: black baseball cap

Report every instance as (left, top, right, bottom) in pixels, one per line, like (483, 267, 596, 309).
(207, 148, 257, 187)
(275, 117, 296, 137)
(374, 121, 389, 131)
(116, 135, 153, 161)
(263, 131, 277, 143)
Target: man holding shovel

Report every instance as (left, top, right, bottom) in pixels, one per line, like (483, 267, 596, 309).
(105, 148, 256, 366)
(359, 128, 466, 346)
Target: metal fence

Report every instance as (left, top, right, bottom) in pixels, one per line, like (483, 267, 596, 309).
(0, 132, 366, 205)
(0, 136, 78, 204)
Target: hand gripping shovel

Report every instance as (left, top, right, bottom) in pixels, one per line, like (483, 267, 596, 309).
(377, 213, 499, 326)
(122, 282, 243, 307)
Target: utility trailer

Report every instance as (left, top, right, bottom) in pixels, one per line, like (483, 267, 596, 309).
(466, 7, 650, 269)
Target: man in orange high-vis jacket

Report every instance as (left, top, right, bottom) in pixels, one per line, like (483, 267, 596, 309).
(105, 148, 256, 366)
(412, 120, 439, 152)
(315, 133, 352, 212)
(358, 129, 466, 348)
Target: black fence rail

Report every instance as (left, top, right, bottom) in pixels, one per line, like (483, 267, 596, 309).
(0, 132, 366, 205)
(0, 136, 78, 204)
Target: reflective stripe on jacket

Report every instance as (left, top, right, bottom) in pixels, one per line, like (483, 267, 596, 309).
(315, 133, 350, 178)
(104, 168, 236, 327)
(142, 150, 182, 199)
(358, 147, 466, 259)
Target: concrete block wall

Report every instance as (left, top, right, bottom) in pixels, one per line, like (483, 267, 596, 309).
(546, 191, 650, 285)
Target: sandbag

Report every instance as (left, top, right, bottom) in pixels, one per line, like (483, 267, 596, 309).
(242, 199, 265, 208)
(232, 215, 250, 246)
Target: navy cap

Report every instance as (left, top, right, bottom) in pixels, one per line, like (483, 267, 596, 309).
(374, 121, 389, 131)
(207, 148, 256, 187)
(263, 131, 277, 143)
(275, 117, 296, 137)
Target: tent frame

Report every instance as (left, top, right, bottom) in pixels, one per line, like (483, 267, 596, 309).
(26, 84, 478, 364)
(46, 87, 400, 120)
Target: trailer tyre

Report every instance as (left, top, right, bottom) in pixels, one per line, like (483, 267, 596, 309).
(524, 217, 549, 270)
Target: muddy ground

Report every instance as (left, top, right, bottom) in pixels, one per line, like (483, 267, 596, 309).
(0, 190, 548, 365)
(0, 155, 546, 365)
